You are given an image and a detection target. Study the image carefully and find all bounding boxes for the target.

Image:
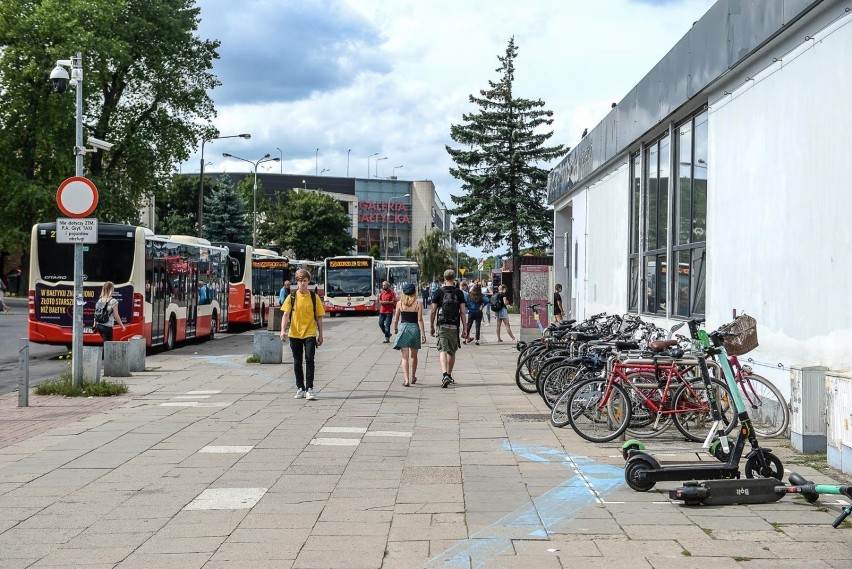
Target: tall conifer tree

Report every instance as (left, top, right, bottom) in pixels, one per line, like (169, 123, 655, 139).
(204, 174, 251, 244)
(447, 38, 567, 304)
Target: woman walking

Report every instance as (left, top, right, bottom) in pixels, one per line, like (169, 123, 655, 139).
(494, 284, 516, 342)
(392, 283, 427, 386)
(463, 284, 485, 345)
(94, 281, 126, 341)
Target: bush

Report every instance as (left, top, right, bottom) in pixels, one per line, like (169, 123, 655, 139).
(246, 354, 261, 364)
(35, 371, 128, 397)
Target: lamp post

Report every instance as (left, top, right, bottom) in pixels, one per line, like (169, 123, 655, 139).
(367, 152, 379, 178)
(315, 148, 319, 175)
(392, 165, 404, 178)
(321, 168, 330, 175)
(276, 147, 283, 173)
(385, 193, 410, 259)
(375, 156, 387, 178)
(199, 133, 250, 236)
(222, 152, 280, 248)
(347, 149, 352, 177)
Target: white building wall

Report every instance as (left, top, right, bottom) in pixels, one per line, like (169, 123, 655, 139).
(569, 191, 587, 321)
(708, 13, 852, 373)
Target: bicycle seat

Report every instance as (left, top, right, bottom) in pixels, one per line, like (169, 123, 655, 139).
(614, 341, 640, 350)
(648, 340, 678, 352)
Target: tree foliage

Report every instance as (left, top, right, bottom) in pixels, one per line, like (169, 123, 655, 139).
(407, 229, 452, 283)
(446, 37, 567, 303)
(204, 174, 251, 244)
(262, 190, 356, 260)
(0, 0, 220, 264)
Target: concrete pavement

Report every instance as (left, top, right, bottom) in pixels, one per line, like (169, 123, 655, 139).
(0, 313, 850, 568)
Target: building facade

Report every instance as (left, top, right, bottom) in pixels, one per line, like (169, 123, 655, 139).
(547, 0, 852, 391)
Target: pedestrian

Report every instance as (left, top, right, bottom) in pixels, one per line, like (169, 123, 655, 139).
(553, 283, 565, 322)
(421, 283, 430, 308)
(378, 280, 396, 343)
(280, 268, 325, 400)
(94, 281, 126, 341)
(278, 279, 291, 306)
(463, 284, 485, 345)
(493, 284, 516, 342)
(392, 282, 427, 386)
(0, 278, 9, 313)
(430, 269, 467, 388)
(482, 283, 492, 325)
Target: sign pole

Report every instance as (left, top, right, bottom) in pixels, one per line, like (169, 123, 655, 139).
(72, 53, 84, 387)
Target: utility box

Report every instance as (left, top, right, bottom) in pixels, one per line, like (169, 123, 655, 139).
(826, 371, 852, 475)
(253, 331, 283, 364)
(789, 365, 829, 453)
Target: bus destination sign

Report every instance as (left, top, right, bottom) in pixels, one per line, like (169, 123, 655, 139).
(328, 259, 370, 269)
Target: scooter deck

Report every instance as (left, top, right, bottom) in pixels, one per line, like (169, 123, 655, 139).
(670, 478, 783, 505)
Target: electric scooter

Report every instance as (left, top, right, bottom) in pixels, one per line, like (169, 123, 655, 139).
(623, 318, 783, 491)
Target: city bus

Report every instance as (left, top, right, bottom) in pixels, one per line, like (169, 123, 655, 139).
(213, 243, 290, 328)
(383, 260, 420, 295)
(289, 259, 325, 296)
(323, 256, 383, 315)
(28, 223, 229, 349)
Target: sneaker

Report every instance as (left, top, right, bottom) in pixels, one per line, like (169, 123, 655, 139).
(441, 373, 451, 388)
(295, 389, 305, 399)
(475, 341, 479, 345)
(306, 389, 315, 400)
(383, 337, 390, 343)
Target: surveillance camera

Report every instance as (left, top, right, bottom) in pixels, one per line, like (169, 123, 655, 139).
(87, 137, 114, 151)
(49, 65, 69, 93)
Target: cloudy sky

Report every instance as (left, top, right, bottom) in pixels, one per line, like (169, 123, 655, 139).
(189, 0, 715, 256)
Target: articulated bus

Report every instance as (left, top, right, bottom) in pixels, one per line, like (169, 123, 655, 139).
(213, 243, 290, 328)
(29, 223, 229, 349)
(383, 260, 420, 295)
(289, 259, 325, 296)
(323, 256, 383, 315)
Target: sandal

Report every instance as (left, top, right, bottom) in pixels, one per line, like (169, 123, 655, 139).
(411, 376, 417, 385)
(403, 380, 409, 387)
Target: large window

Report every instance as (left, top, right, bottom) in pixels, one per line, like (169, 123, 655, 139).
(644, 134, 669, 314)
(628, 153, 641, 312)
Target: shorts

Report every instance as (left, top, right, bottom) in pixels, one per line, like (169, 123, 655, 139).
(436, 324, 460, 356)
(497, 308, 509, 319)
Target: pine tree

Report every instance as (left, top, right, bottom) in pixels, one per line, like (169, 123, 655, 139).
(204, 174, 250, 243)
(446, 37, 568, 304)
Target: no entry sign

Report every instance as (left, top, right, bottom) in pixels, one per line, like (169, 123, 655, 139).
(56, 176, 99, 218)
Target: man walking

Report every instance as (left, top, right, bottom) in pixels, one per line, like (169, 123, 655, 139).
(280, 269, 325, 400)
(430, 269, 467, 388)
(378, 280, 396, 343)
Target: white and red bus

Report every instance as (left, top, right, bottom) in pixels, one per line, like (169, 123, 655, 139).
(323, 256, 384, 315)
(213, 243, 290, 328)
(289, 259, 325, 296)
(28, 223, 230, 349)
(382, 260, 420, 296)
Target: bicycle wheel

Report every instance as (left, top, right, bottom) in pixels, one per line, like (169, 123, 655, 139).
(541, 363, 582, 409)
(672, 378, 736, 442)
(737, 372, 789, 438)
(623, 372, 673, 439)
(515, 350, 543, 393)
(567, 378, 632, 443)
(550, 387, 574, 428)
(536, 356, 571, 398)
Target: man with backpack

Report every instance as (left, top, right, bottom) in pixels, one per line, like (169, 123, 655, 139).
(430, 269, 467, 388)
(280, 269, 325, 400)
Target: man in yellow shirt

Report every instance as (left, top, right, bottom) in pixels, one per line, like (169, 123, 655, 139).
(280, 269, 325, 400)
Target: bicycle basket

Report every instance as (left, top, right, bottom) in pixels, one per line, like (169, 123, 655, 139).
(720, 314, 758, 356)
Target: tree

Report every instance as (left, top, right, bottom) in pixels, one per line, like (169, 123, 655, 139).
(262, 190, 356, 260)
(446, 37, 568, 304)
(155, 174, 200, 235)
(204, 174, 250, 243)
(368, 245, 381, 260)
(408, 229, 452, 282)
(0, 0, 220, 266)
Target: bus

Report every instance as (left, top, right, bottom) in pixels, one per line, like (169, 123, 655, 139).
(289, 259, 325, 296)
(323, 256, 383, 315)
(383, 260, 420, 295)
(28, 223, 230, 349)
(213, 243, 290, 328)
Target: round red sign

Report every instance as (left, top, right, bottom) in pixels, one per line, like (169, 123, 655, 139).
(56, 176, 99, 218)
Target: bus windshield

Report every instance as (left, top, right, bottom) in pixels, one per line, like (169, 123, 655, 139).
(326, 267, 373, 296)
(37, 233, 135, 283)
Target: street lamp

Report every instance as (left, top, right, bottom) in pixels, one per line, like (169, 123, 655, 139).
(392, 165, 404, 178)
(321, 168, 330, 175)
(276, 147, 283, 173)
(199, 133, 250, 236)
(315, 148, 319, 175)
(385, 193, 410, 259)
(347, 149, 352, 177)
(222, 152, 280, 248)
(367, 152, 379, 178)
(375, 156, 387, 178)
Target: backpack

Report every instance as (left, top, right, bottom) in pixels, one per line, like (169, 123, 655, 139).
(438, 286, 461, 325)
(490, 294, 504, 313)
(94, 299, 110, 324)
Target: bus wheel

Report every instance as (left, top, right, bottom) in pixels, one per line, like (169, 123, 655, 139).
(165, 317, 176, 351)
(210, 311, 218, 340)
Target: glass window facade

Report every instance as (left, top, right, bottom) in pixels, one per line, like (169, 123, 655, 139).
(355, 180, 413, 259)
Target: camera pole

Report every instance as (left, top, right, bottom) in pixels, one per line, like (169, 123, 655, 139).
(71, 53, 84, 387)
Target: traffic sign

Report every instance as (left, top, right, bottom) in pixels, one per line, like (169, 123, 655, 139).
(459, 268, 466, 276)
(56, 176, 98, 218)
(56, 218, 98, 244)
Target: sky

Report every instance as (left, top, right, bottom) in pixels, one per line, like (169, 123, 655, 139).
(188, 0, 716, 258)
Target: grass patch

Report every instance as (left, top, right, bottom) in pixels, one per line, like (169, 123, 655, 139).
(785, 452, 830, 472)
(246, 354, 261, 364)
(35, 371, 128, 397)
(681, 550, 692, 557)
(840, 519, 851, 529)
(733, 557, 752, 562)
(771, 522, 784, 532)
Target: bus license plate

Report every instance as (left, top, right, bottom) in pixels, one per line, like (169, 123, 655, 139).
(344, 307, 355, 311)
(83, 327, 94, 334)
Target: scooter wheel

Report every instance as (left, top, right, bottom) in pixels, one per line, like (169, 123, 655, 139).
(625, 458, 656, 492)
(744, 451, 784, 480)
(709, 437, 732, 462)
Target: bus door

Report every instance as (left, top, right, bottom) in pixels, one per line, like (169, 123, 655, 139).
(150, 258, 167, 345)
(186, 260, 199, 338)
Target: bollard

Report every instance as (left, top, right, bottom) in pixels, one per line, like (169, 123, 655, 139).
(127, 335, 146, 372)
(18, 338, 29, 407)
(82, 346, 103, 382)
(267, 306, 283, 331)
(103, 341, 131, 377)
(253, 330, 283, 364)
